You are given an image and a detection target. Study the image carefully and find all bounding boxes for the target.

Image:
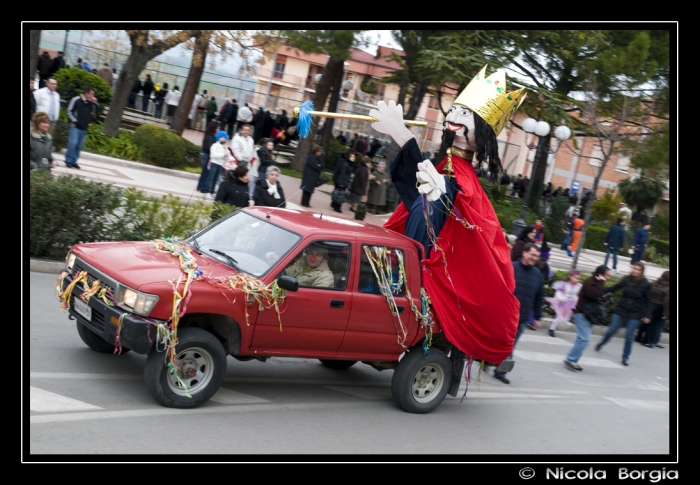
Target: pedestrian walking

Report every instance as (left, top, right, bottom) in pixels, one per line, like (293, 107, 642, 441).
(64, 86, 97, 169)
(367, 160, 389, 213)
(300, 145, 324, 208)
(563, 265, 611, 371)
(29, 111, 56, 172)
(349, 156, 371, 212)
(494, 242, 545, 384)
(630, 223, 651, 265)
(331, 150, 355, 213)
(567, 212, 585, 257)
(603, 217, 626, 272)
(511, 174, 522, 197)
(203, 130, 229, 199)
(546, 270, 582, 337)
(511, 225, 536, 262)
(196, 121, 219, 195)
(639, 270, 670, 348)
(215, 165, 251, 209)
(594, 262, 652, 366)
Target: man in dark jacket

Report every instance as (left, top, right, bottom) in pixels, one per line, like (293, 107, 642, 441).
(64, 86, 97, 169)
(226, 99, 239, 138)
(603, 218, 626, 272)
(630, 223, 651, 264)
(47, 51, 66, 78)
(129, 77, 142, 109)
(494, 242, 544, 384)
(37, 51, 53, 88)
(511, 174, 522, 197)
(141, 74, 154, 112)
(499, 170, 511, 187)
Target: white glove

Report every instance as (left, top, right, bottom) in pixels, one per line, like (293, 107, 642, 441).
(369, 100, 414, 148)
(416, 160, 446, 202)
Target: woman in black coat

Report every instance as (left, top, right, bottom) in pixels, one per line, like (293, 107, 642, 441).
(331, 150, 356, 213)
(300, 145, 324, 208)
(594, 262, 652, 366)
(349, 156, 372, 212)
(256, 138, 276, 179)
(254, 166, 286, 208)
(215, 165, 250, 208)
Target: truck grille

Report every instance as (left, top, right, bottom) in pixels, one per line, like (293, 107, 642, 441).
(71, 260, 119, 305)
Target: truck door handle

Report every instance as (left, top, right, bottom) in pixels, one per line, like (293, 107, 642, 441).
(397, 305, 404, 313)
(330, 300, 345, 308)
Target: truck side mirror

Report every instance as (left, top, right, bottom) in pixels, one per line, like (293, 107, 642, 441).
(276, 275, 298, 292)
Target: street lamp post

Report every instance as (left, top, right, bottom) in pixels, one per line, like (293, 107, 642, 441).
(511, 118, 571, 236)
(63, 30, 70, 58)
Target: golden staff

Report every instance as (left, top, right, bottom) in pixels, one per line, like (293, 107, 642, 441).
(292, 106, 428, 127)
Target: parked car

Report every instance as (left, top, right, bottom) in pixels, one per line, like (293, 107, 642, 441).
(56, 207, 510, 413)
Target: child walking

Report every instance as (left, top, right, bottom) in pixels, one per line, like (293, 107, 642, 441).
(546, 270, 582, 337)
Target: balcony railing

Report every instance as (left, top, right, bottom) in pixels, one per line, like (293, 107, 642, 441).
(256, 67, 304, 86)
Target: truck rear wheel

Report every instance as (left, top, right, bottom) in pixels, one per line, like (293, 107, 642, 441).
(144, 327, 227, 409)
(77, 322, 130, 354)
(319, 360, 357, 370)
(391, 347, 451, 414)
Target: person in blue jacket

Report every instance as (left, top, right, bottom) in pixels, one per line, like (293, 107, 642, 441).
(603, 218, 627, 271)
(630, 223, 651, 265)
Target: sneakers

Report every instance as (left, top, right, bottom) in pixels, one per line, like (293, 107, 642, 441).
(655, 344, 665, 349)
(206, 193, 215, 199)
(548, 329, 555, 337)
(621, 360, 629, 366)
(595, 343, 602, 352)
(65, 162, 81, 169)
(564, 360, 583, 371)
(494, 375, 510, 384)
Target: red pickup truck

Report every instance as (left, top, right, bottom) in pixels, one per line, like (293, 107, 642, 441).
(57, 207, 511, 413)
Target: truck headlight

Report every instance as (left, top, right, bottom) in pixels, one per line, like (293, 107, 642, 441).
(122, 288, 159, 316)
(66, 251, 77, 270)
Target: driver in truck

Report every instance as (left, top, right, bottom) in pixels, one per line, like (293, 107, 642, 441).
(284, 244, 334, 288)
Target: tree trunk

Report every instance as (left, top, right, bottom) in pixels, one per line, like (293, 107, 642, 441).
(404, 77, 429, 120)
(103, 49, 153, 137)
(527, 133, 551, 211)
(291, 58, 345, 172)
(171, 31, 211, 135)
(322, 70, 344, 155)
(29, 30, 41, 79)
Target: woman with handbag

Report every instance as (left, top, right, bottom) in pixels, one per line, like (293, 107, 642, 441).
(594, 262, 652, 366)
(563, 264, 611, 371)
(300, 145, 324, 208)
(331, 149, 356, 213)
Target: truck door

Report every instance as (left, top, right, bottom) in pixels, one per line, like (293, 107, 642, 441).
(337, 244, 420, 359)
(250, 240, 353, 355)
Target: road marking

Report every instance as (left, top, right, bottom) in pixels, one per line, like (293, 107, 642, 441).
(518, 334, 572, 346)
(210, 387, 269, 404)
(30, 386, 103, 413)
(30, 372, 140, 380)
(29, 401, 368, 424)
(324, 386, 392, 400)
(514, 350, 623, 368)
(604, 397, 670, 411)
(550, 372, 669, 391)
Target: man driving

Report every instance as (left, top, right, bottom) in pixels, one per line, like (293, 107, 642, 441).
(284, 244, 334, 288)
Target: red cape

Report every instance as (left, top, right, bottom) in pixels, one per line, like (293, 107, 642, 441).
(384, 154, 519, 364)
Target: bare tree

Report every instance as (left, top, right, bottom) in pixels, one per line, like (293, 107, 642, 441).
(571, 83, 657, 269)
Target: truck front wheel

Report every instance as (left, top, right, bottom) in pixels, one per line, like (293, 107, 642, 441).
(391, 347, 451, 414)
(144, 327, 227, 409)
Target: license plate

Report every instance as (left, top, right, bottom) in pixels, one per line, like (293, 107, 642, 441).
(73, 298, 92, 321)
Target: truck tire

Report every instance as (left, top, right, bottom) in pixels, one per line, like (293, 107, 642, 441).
(144, 327, 227, 409)
(319, 359, 357, 370)
(391, 347, 451, 414)
(77, 322, 130, 354)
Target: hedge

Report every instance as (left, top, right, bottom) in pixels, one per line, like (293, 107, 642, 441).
(30, 171, 213, 261)
(131, 124, 188, 169)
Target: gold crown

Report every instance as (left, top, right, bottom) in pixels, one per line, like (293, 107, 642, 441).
(453, 65, 527, 136)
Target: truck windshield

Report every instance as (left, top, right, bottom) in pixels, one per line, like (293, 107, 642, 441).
(187, 211, 301, 276)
